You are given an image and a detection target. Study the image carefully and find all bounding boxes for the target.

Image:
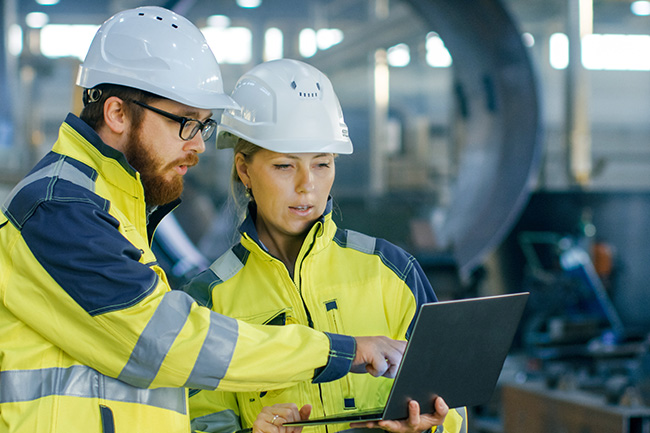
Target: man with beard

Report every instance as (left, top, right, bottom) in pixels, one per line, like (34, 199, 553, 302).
(0, 7, 405, 433)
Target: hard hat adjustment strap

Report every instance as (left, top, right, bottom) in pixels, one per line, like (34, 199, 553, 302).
(82, 88, 104, 106)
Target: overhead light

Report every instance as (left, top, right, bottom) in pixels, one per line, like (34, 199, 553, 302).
(631, 0, 650, 16)
(316, 28, 343, 51)
(237, 0, 262, 8)
(387, 43, 410, 67)
(26, 12, 49, 29)
(425, 32, 452, 68)
(522, 32, 535, 47)
(36, 0, 59, 4)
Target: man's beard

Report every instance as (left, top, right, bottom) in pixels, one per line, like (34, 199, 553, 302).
(124, 128, 199, 207)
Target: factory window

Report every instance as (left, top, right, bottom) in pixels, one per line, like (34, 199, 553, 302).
(207, 14, 231, 28)
(26, 12, 49, 29)
(264, 27, 283, 61)
(549, 33, 570, 69)
(550, 32, 650, 71)
(582, 34, 650, 70)
(39, 25, 99, 60)
(299, 29, 317, 58)
(8, 24, 23, 57)
(202, 26, 252, 64)
(631, 0, 650, 16)
(299, 28, 343, 58)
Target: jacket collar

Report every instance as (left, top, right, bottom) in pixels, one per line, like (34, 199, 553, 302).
(56, 113, 177, 241)
(61, 113, 137, 177)
(239, 197, 335, 255)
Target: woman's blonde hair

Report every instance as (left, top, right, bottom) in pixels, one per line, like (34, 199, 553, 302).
(230, 138, 263, 221)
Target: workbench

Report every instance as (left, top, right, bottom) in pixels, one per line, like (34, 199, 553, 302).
(502, 382, 650, 433)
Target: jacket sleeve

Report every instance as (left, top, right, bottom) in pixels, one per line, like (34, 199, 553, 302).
(0, 198, 355, 391)
(375, 237, 438, 340)
(189, 390, 241, 433)
(403, 256, 439, 338)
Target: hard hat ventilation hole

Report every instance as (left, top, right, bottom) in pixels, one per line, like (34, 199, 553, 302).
(292, 80, 319, 98)
(136, 11, 177, 28)
(317, 83, 321, 90)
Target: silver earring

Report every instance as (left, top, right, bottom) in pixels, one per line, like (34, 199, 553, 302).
(245, 185, 252, 198)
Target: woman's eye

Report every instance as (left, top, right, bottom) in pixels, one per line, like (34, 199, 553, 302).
(274, 164, 292, 170)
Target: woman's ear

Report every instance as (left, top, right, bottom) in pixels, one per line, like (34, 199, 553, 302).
(235, 152, 251, 186)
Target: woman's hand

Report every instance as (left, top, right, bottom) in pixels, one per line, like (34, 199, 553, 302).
(350, 398, 448, 433)
(252, 403, 312, 433)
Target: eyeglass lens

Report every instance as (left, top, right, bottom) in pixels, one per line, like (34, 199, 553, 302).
(182, 119, 216, 141)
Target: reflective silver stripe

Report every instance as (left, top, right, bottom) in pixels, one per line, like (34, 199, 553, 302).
(0, 365, 186, 414)
(58, 159, 96, 192)
(2, 158, 95, 214)
(118, 291, 193, 388)
(345, 230, 376, 255)
(190, 408, 241, 433)
(184, 311, 238, 389)
(209, 249, 243, 282)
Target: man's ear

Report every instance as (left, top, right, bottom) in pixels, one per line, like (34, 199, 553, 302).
(103, 96, 128, 135)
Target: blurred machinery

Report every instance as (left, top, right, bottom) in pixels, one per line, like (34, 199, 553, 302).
(495, 191, 650, 433)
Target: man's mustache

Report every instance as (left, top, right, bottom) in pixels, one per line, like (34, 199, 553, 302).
(167, 152, 199, 170)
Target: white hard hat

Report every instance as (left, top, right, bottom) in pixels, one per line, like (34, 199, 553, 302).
(76, 6, 238, 110)
(216, 58, 352, 154)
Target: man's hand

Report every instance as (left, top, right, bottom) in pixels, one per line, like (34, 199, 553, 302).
(350, 398, 449, 433)
(351, 336, 406, 378)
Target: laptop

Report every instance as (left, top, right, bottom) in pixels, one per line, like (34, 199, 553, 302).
(285, 292, 529, 426)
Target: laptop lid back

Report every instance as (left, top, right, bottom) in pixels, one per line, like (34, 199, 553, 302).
(381, 292, 529, 420)
(285, 292, 529, 427)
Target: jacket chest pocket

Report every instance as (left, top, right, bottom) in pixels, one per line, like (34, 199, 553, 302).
(237, 307, 292, 326)
(235, 306, 293, 428)
(120, 224, 156, 264)
(324, 299, 345, 334)
(323, 300, 357, 410)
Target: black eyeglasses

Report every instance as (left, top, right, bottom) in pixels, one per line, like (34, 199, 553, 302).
(131, 100, 217, 141)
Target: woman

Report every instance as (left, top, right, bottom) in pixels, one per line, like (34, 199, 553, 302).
(184, 59, 466, 433)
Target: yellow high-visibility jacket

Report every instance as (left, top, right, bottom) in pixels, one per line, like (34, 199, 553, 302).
(0, 114, 357, 433)
(184, 201, 467, 433)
